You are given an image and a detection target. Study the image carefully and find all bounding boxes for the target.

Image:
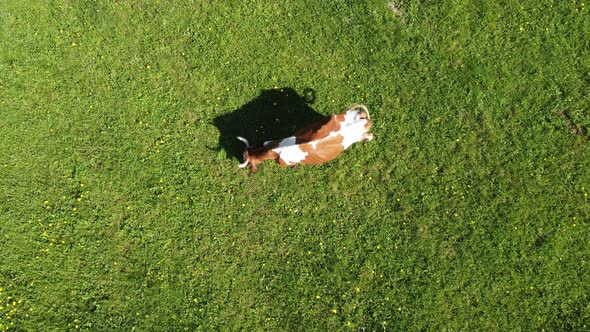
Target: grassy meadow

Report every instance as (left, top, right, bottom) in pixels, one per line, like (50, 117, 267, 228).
(1, 0, 589, 330)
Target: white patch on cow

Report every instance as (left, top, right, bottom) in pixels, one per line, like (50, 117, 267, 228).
(278, 136, 296, 147)
(263, 140, 273, 147)
(311, 140, 318, 149)
(340, 119, 369, 149)
(275, 145, 308, 165)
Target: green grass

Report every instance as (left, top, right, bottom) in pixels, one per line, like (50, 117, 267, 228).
(1, 0, 589, 330)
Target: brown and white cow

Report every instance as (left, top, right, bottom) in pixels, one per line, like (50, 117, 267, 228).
(237, 103, 373, 173)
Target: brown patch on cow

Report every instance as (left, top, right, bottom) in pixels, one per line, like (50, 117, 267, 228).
(248, 145, 276, 157)
(333, 112, 347, 123)
(294, 115, 341, 142)
(299, 135, 345, 165)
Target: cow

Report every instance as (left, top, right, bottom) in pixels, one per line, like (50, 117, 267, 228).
(237, 103, 373, 173)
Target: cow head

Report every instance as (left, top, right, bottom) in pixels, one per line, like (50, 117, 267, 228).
(237, 136, 259, 173)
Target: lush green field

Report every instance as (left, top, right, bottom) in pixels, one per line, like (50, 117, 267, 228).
(1, 0, 589, 330)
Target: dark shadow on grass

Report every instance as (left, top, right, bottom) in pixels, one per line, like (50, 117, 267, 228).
(213, 87, 324, 162)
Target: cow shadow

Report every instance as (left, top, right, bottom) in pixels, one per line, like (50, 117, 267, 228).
(213, 88, 325, 162)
